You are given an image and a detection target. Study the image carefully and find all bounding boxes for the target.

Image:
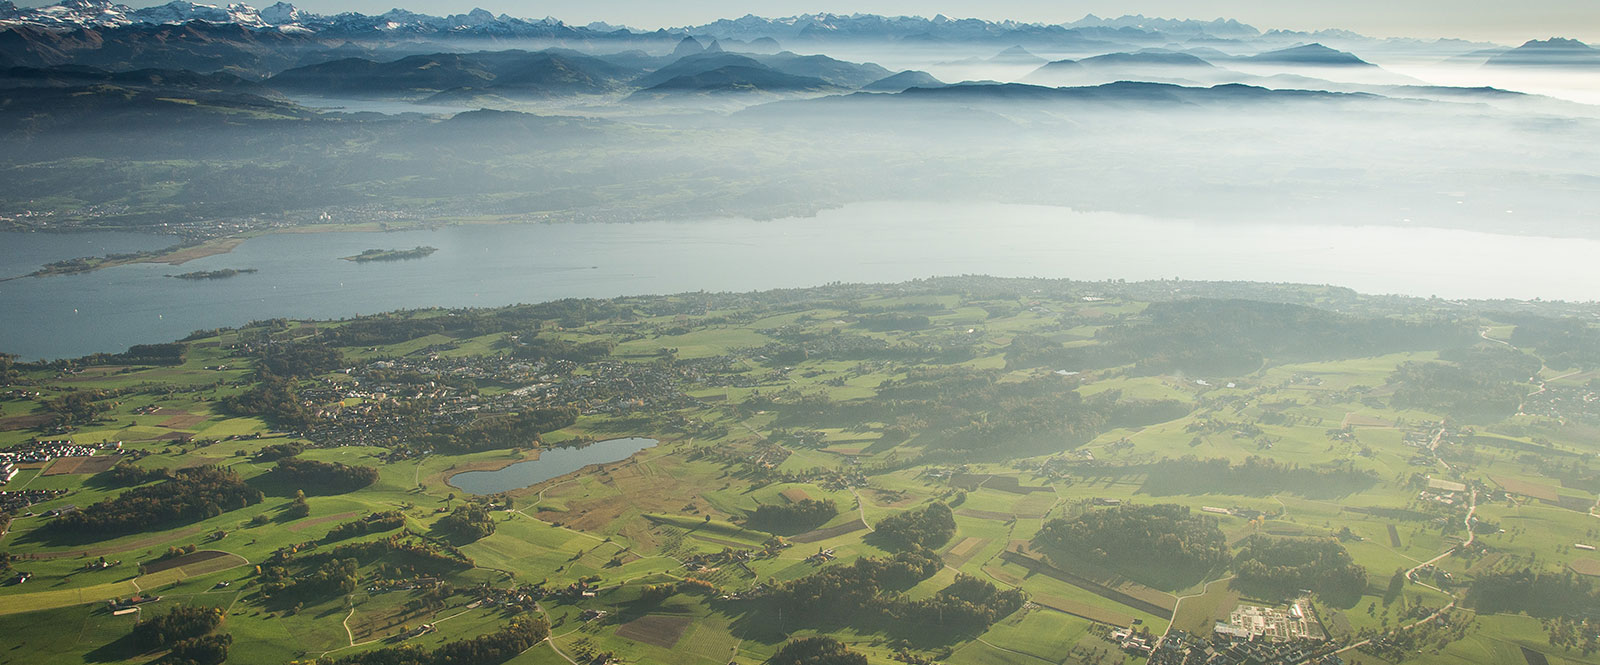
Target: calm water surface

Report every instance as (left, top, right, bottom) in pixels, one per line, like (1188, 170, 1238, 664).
(448, 437, 658, 494)
(3, 201, 1599, 360)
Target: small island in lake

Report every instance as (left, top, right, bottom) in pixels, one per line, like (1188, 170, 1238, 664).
(342, 246, 438, 262)
(167, 268, 258, 280)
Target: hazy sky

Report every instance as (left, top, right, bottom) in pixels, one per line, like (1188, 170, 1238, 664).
(221, 0, 1596, 43)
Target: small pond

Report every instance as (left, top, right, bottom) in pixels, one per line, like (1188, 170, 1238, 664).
(446, 437, 658, 494)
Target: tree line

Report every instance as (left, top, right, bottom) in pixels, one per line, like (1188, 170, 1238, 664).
(869, 502, 956, 551)
(1232, 536, 1367, 604)
(748, 498, 838, 535)
(132, 605, 230, 665)
(51, 466, 263, 535)
(323, 511, 406, 542)
(769, 548, 1024, 636)
(1006, 299, 1473, 376)
(275, 457, 379, 494)
(1033, 503, 1228, 585)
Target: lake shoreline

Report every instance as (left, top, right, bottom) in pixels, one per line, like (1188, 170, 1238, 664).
(5, 201, 1600, 361)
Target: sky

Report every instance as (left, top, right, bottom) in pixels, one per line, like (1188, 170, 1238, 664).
(241, 0, 1596, 43)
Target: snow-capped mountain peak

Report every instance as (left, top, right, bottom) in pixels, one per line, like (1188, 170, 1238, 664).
(129, 1, 269, 29)
(257, 1, 308, 26)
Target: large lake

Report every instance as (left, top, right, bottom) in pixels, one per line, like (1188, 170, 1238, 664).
(3, 201, 1599, 360)
(448, 437, 658, 494)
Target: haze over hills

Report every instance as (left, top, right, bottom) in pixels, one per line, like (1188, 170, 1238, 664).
(0, 0, 1597, 240)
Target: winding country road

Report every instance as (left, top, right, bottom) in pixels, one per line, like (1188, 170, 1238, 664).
(1338, 488, 1476, 655)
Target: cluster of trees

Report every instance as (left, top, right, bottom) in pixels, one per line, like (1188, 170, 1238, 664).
(773, 550, 1023, 635)
(922, 386, 1110, 456)
(275, 457, 379, 493)
(419, 407, 577, 453)
(1467, 569, 1598, 616)
(284, 490, 311, 519)
(156, 544, 200, 561)
(764, 366, 1190, 458)
(1503, 314, 1600, 370)
(507, 336, 615, 364)
(44, 390, 106, 426)
(1137, 456, 1377, 499)
(108, 343, 187, 366)
(1034, 504, 1228, 580)
(436, 503, 497, 542)
(748, 498, 838, 535)
(1391, 346, 1541, 422)
(220, 372, 309, 428)
(893, 574, 1028, 633)
(314, 299, 631, 348)
(257, 343, 344, 377)
(770, 637, 868, 665)
(132, 605, 223, 651)
(252, 442, 304, 462)
(776, 549, 944, 617)
(52, 466, 263, 535)
(748, 333, 969, 368)
(281, 536, 473, 577)
(324, 615, 550, 665)
(1542, 616, 1600, 656)
(167, 633, 232, 665)
(324, 511, 407, 542)
(1232, 536, 1368, 603)
(857, 313, 932, 332)
(321, 314, 489, 347)
(69, 343, 188, 367)
(103, 459, 169, 486)
(870, 502, 956, 551)
(1006, 300, 1472, 376)
(260, 557, 359, 600)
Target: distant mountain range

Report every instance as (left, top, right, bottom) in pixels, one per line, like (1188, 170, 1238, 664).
(0, 0, 1588, 112)
(1484, 38, 1600, 68)
(0, 0, 1510, 56)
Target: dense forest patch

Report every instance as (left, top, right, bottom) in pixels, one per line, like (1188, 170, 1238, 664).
(1034, 503, 1228, 589)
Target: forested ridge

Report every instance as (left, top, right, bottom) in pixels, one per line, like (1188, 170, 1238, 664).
(50, 466, 263, 535)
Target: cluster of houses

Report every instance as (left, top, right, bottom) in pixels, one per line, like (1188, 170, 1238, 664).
(293, 354, 708, 449)
(1111, 627, 1155, 655)
(1151, 628, 1341, 665)
(559, 581, 599, 599)
(804, 548, 837, 565)
(1521, 385, 1600, 422)
(1213, 600, 1325, 643)
(0, 488, 68, 513)
(365, 576, 443, 594)
(1407, 563, 1456, 585)
(107, 595, 161, 612)
(82, 557, 121, 571)
(1, 439, 115, 465)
